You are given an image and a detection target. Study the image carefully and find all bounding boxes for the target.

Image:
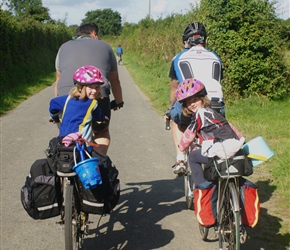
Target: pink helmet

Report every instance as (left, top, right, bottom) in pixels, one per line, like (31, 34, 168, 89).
(176, 78, 207, 102)
(73, 65, 104, 85)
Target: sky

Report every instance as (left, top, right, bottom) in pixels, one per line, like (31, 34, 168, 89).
(2, 0, 289, 25)
(40, 0, 198, 26)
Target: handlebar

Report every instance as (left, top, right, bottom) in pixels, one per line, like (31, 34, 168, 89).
(164, 109, 171, 130)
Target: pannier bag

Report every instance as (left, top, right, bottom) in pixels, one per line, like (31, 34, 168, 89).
(194, 181, 217, 227)
(204, 149, 253, 181)
(240, 179, 260, 227)
(21, 159, 61, 220)
(45, 136, 79, 175)
(81, 150, 120, 214)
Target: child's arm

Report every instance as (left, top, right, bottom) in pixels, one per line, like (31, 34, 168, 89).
(49, 95, 67, 120)
(178, 128, 196, 152)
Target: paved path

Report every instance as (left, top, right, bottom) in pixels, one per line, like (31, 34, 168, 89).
(0, 64, 267, 249)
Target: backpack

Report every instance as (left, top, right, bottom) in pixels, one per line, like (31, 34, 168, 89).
(240, 179, 260, 227)
(21, 159, 61, 220)
(194, 181, 218, 227)
(45, 136, 79, 174)
(81, 150, 120, 214)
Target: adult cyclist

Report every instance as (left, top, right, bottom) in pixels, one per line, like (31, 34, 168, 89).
(165, 22, 225, 174)
(116, 45, 123, 65)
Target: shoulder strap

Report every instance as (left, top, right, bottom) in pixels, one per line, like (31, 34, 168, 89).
(61, 95, 71, 120)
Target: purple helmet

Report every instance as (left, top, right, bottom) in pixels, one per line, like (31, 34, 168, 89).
(73, 65, 104, 86)
(176, 79, 207, 102)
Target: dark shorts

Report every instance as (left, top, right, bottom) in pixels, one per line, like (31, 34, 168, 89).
(93, 97, 111, 132)
(170, 101, 182, 124)
(170, 101, 191, 131)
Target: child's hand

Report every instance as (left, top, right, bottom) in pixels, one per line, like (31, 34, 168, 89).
(49, 116, 60, 124)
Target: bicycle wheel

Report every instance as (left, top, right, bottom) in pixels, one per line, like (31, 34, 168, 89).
(64, 182, 83, 250)
(183, 165, 194, 210)
(198, 224, 209, 241)
(217, 181, 241, 250)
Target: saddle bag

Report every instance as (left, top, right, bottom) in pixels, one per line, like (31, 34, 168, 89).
(81, 150, 120, 214)
(240, 179, 260, 227)
(194, 181, 218, 227)
(21, 159, 61, 220)
(204, 149, 253, 181)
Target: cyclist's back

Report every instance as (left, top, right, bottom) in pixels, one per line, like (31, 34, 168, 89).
(175, 46, 223, 100)
(116, 45, 123, 55)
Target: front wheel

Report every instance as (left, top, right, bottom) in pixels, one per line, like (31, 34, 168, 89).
(184, 167, 194, 210)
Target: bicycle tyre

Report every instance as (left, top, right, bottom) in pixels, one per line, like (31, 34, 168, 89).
(64, 183, 73, 250)
(64, 183, 83, 250)
(228, 182, 241, 250)
(217, 181, 241, 250)
(198, 224, 209, 241)
(183, 168, 194, 210)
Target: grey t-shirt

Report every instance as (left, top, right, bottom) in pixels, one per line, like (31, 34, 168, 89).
(55, 37, 117, 97)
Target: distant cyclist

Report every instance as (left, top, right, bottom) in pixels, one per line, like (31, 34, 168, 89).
(116, 45, 123, 65)
(165, 22, 224, 175)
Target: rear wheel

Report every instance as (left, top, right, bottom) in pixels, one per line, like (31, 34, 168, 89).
(217, 181, 241, 250)
(64, 182, 83, 250)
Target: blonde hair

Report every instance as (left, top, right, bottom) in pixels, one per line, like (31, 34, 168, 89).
(182, 96, 211, 117)
(69, 84, 102, 100)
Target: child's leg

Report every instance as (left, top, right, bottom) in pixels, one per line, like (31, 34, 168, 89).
(188, 149, 208, 186)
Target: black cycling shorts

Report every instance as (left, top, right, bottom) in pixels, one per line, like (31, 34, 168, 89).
(93, 97, 111, 132)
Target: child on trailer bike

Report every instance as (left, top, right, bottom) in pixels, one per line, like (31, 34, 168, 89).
(49, 65, 109, 234)
(176, 78, 244, 186)
(49, 65, 109, 144)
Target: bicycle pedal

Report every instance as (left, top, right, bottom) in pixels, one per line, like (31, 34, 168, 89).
(239, 226, 248, 244)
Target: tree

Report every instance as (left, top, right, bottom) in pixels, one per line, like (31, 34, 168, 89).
(82, 8, 122, 36)
(198, 0, 289, 100)
(7, 0, 51, 22)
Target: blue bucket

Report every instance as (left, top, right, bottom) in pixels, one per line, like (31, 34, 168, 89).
(72, 158, 102, 189)
(242, 136, 274, 167)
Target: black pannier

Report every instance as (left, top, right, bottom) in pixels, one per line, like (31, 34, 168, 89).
(81, 150, 120, 214)
(21, 159, 61, 219)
